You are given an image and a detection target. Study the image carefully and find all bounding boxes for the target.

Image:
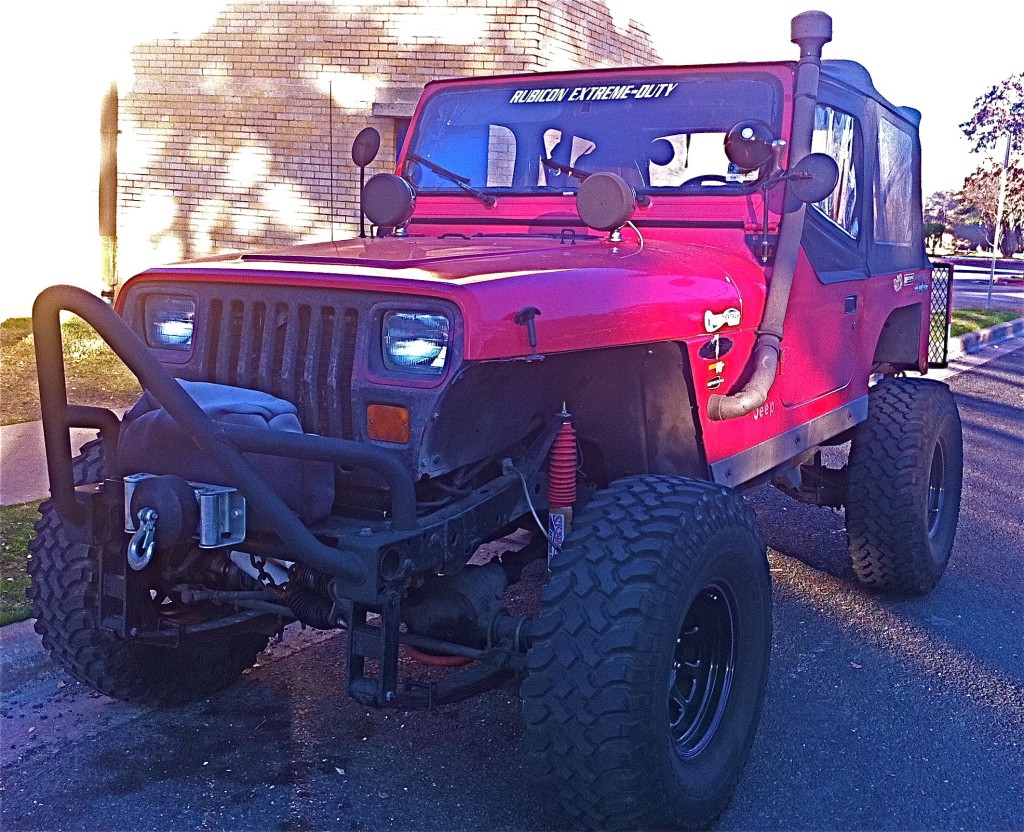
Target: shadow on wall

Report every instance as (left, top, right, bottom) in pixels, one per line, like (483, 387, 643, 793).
(118, 0, 657, 279)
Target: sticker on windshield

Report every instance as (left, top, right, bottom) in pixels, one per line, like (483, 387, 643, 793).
(509, 83, 678, 105)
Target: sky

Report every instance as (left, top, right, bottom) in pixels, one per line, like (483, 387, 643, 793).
(606, 0, 1022, 197)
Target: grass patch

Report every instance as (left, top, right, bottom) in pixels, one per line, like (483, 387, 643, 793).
(950, 308, 1020, 337)
(1, 316, 140, 425)
(0, 502, 39, 626)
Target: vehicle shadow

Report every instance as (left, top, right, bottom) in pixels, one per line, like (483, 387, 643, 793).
(745, 485, 856, 586)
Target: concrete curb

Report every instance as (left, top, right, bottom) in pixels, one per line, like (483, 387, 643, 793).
(0, 618, 55, 690)
(1, 320, 1021, 691)
(946, 316, 1024, 360)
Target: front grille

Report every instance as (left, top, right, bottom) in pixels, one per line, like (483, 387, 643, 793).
(199, 294, 359, 439)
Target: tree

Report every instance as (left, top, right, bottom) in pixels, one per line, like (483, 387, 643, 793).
(924, 189, 984, 253)
(959, 74, 1024, 255)
(958, 161, 1024, 255)
(924, 190, 960, 226)
(959, 73, 1024, 155)
(923, 222, 946, 254)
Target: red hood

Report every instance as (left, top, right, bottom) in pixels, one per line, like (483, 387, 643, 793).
(237, 236, 588, 272)
(128, 235, 767, 361)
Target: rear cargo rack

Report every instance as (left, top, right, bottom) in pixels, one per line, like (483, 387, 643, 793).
(928, 262, 954, 368)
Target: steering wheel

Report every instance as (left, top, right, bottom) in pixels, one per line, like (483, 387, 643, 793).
(679, 174, 731, 191)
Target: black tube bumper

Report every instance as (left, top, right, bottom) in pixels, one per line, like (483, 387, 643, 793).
(32, 285, 534, 606)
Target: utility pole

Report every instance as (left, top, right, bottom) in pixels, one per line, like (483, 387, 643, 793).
(986, 131, 1010, 309)
(99, 82, 119, 303)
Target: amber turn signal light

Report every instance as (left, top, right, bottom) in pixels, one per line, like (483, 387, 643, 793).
(367, 404, 411, 444)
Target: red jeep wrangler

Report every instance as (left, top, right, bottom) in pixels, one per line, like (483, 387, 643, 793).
(30, 11, 961, 829)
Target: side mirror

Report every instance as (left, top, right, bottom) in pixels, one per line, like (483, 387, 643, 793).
(787, 153, 840, 205)
(352, 127, 381, 168)
(576, 172, 636, 236)
(724, 120, 776, 171)
(352, 128, 382, 238)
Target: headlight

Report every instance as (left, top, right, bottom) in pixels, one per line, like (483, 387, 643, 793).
(144, 295, 195, 351)
(382, 311, 450, 373)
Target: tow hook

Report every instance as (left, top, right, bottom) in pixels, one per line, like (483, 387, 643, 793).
(123, 473, 246, 567)
(127, 508, 158, 571)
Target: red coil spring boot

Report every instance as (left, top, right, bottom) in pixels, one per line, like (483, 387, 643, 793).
(547, 406, 577, 563)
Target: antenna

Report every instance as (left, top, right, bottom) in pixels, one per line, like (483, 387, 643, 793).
(329, 79, 335, 242)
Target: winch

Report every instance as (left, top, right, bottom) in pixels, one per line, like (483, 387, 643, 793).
(124, 473, 246, 569)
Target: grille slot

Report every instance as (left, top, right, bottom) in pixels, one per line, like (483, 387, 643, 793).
(202, 295, 358, 439)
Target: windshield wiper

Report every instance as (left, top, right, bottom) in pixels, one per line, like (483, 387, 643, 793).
(542, 158, 591, 182)
(406, 153, 496, 207)
(541, 158, 651, 206)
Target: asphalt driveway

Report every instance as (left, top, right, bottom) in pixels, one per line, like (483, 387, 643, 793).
(1, 343, 1021, 831)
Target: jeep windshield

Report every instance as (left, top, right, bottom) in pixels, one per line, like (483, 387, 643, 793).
(403, 72, 785, 197)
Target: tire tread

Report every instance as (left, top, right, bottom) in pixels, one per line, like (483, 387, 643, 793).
(27, 440, 268, 705)
(521, 476, 769, 830)
(846, 378, 963, 594)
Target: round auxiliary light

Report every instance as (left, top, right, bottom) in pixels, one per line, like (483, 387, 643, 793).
(576, 172, 637, 233)
(724, 120, 776, 171)
(362, 173, 416, 229)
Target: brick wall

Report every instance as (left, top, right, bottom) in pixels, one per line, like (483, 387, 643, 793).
(117, 0, 657, 281)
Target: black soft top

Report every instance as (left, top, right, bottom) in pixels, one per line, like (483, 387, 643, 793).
(803, 60, 929, 280)
(822, 60, 921, 128)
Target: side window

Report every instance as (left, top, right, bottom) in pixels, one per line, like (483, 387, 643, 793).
(811, 106, 859, 238)
(393, 118, 411, 162)
(874, 117, 915, 245)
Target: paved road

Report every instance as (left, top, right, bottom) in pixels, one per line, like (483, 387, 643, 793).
(2, 345, 1022, 831)
(954, 277, 1024, 313)
(728, 343, 1024, 829)
(952, 269, 1024, 313)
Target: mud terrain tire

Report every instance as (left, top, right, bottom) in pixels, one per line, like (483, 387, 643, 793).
(521, 476, 771, 830)
(27, 440, 269, 705)
(846, 377, 963, 594)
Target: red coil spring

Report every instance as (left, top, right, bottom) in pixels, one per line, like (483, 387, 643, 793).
(547, 417, 577, 509)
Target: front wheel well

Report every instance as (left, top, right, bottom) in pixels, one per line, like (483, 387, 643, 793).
(422, 343, 708, 487)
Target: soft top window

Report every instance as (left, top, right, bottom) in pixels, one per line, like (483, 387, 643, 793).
(811, 105, 860, 238)
(874, 116, 916, 246)
(405, 73, 785, 196)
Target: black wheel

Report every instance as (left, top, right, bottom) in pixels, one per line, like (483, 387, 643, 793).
(521, 476, 771, 830)
(846, 377, 963, 594)
(27, 440, 269, 705)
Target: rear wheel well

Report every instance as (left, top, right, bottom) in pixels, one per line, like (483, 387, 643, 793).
(872, 302, 923, 372)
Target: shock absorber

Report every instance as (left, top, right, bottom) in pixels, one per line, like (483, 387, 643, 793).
(547, 405, 577, 564)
